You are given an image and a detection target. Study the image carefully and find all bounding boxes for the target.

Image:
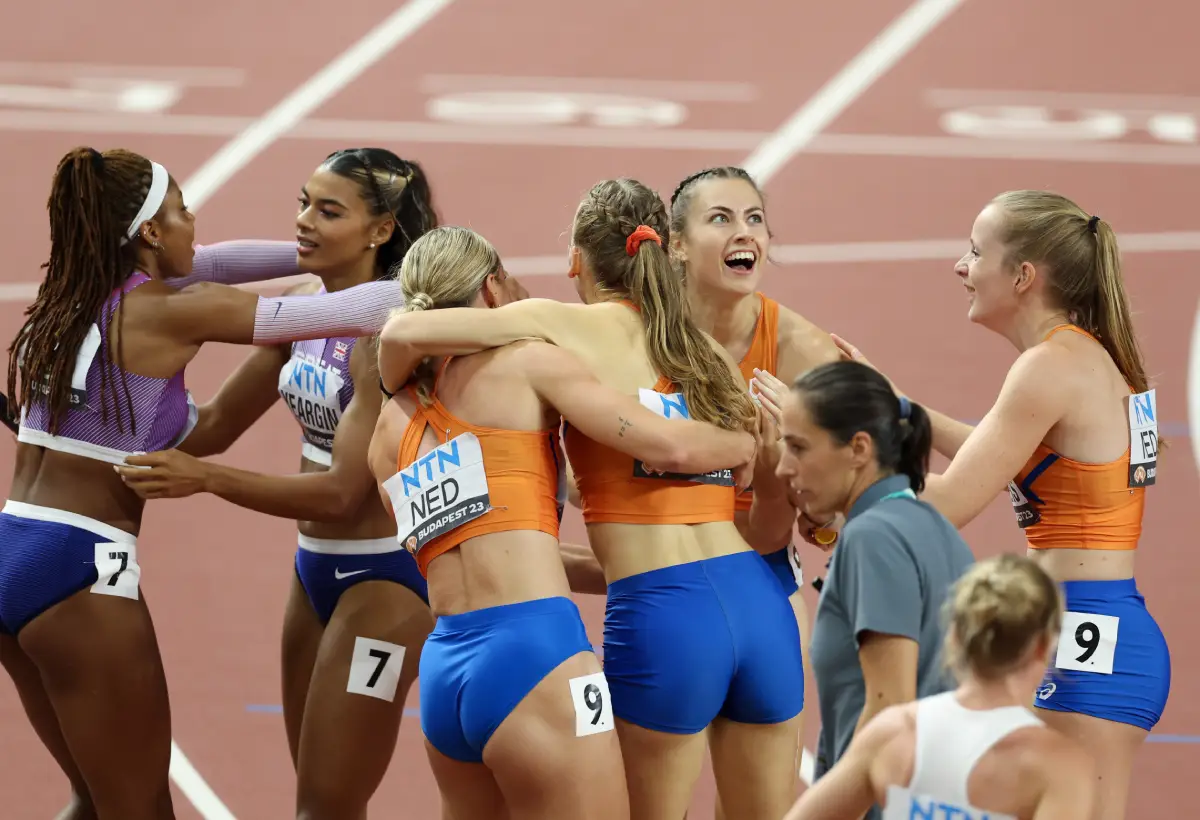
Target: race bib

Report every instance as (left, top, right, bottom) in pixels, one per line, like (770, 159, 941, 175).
(1007, 480, 1040, 528)
(30, 324, 101, 410)
(1127, 389, 1157, 487)
(384, 432, 491, 556)
(568, 671, 614, 737)
(278, 353, 346, 452)
(882, 786, 1016, 820)
(346, 636, 405, 702)
(90, 540, 140, 600)
(1055, 610, 1118, 675)
(630, 388, 735, 487)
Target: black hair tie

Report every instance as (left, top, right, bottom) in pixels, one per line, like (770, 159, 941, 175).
(1088, 215, 1100, 234)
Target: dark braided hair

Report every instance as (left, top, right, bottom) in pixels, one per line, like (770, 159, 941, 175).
(571, 178, 756, 433)
(668, 165, 773, 241)
(320, 148, 439, 278)
(6, 147, 154, 434)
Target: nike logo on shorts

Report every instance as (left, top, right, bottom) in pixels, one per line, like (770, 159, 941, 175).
(334, 568, 370, 580)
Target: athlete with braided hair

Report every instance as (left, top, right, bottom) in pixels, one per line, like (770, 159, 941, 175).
(0, 146, 411, 818)
(117, 148, 441, 817)
(377, 178, 806, 820)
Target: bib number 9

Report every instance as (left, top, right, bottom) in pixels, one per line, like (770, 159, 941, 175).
(1054, 611, 1119, 675)
(569, 671, 614, 737)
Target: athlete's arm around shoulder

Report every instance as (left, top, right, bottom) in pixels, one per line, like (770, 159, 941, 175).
(514, 340, 755, 476)
(783, 704, 911, 820)
(377, 298, 592, 393)
(179, 280, 317, 457)
(921, 342, 1076, 528)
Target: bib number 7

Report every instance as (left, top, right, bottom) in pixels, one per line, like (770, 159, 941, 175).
(90, 542, 140, 600)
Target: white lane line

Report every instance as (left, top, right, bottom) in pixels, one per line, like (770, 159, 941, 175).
(161, 2, 457, 817)
(4, 229, 1200, 304)
(169, 741, 238, 820)
(182, 0, 456, 211)
(742, 0, 969, 184)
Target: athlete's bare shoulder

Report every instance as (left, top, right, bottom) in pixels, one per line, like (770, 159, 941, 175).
(774, 301, 840, 381)
(1002, 724, 1096, 818)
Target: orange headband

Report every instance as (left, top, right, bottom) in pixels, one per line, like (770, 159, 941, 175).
(625, 225, 662, 257)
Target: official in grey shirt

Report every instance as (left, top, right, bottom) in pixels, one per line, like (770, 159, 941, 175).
(759, 360, 976, 820)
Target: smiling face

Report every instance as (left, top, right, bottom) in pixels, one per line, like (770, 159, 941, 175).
(954, 202, 1026, 330)
(294, 166, 394, 276)
(672, 176, 770, 298)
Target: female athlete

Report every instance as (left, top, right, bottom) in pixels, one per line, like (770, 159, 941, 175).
(783, 554, 1096, 820)
(377, 178, 806, 820)
(833, 190, 1170, 820)
(368, 224, 756, 819)
(115, 148, 439, 817)
(668, 165, 840, 817)
(0, 146, 412, 818)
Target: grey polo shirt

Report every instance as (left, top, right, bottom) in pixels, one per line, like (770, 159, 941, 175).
(809, 473, 975, 818)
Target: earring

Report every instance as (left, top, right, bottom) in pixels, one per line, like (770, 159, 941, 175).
(369, 243, 376, 249)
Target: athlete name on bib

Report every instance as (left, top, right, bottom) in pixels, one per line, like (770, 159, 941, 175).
(629, 388, 735, 487)
(279, 354, 346, 450)
(384, 432, 491, 556)
(1007, 480, 1040, 529)
(883, 785, 1016, 820)
(1127, 388, 1157, 487)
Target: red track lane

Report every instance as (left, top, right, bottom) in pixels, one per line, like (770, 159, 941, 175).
(0, 0, 1196, 817)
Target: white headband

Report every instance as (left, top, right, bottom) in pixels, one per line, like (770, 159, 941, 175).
(123, 160, 169, 244)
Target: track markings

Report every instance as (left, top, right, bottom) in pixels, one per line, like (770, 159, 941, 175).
(1, 231, 1198, 305)
(169, 741, 237, 820)
(742, 0, 969, 184)
(182, 0, 456, 212)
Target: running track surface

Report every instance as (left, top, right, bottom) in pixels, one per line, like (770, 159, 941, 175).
(1, 1, 1197, 817)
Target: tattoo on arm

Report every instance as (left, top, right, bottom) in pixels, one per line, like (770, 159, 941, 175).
(617, 416, 632, 437)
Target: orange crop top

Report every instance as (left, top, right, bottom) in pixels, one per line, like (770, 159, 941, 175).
(734, 293, 779, 515)
(383, 365, 565, 577)
(563, 372, 738, 526)
(1006, 325, 1157, 552)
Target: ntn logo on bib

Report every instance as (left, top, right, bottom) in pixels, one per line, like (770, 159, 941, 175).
(630, 387, 735, 487)
(278, 343, 351, 439)
(385, 432, 491, 555)
(883, 786, 1015, 820)
(1127, 389, 1157, 487)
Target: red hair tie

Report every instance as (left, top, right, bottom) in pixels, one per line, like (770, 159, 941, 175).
(626, 225, 662, 257)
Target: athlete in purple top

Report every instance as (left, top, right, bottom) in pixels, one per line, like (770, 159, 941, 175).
(0, 146, 409, 819)
(115, 148, 439, 817)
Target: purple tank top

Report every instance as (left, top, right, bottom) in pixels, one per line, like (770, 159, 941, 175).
(17, 272, 197, 464)
(277, 290, 357, 466)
